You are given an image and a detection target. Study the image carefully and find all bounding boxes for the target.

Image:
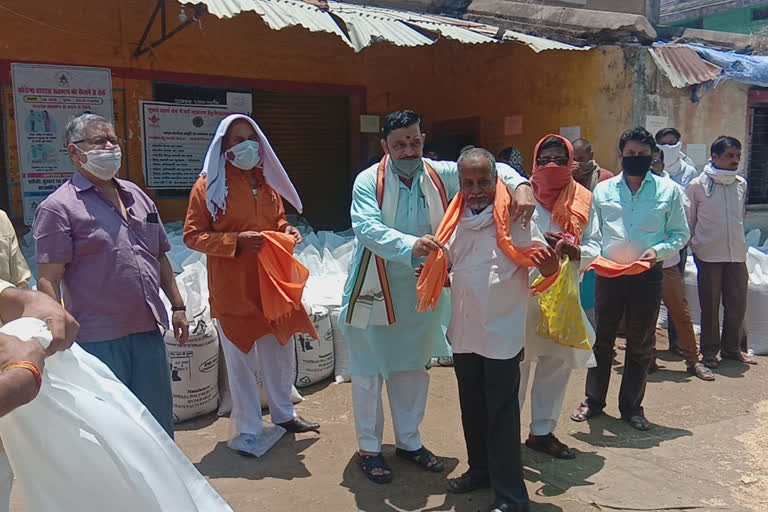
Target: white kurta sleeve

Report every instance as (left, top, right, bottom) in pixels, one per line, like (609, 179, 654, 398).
(578, 206, 602, 272)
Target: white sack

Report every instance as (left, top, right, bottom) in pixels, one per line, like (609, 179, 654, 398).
(294, 305, 334, 388)
(0, 318, 233, 512)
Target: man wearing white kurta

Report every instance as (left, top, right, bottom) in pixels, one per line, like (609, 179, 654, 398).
(519, 135, 600, 460)
(339, 111, 534, 484)
(440, 148, 558, 512)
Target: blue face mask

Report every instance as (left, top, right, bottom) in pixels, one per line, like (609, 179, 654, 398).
(391, 157, 422, 178)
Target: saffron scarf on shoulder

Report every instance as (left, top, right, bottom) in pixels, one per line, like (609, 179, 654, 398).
(345, 156, 449, 329)
(416, 178, 560, 313)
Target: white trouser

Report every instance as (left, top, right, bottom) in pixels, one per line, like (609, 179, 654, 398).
(0, 451, 11, 512)
(519, 356, 572, 436)
(352, 369, 429, 453)
(218, 326, 297, 439)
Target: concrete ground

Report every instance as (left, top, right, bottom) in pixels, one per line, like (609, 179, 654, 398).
(11, 332, 768, 511)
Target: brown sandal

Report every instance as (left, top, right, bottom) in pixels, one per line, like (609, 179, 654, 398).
(525, 433, 575, 459)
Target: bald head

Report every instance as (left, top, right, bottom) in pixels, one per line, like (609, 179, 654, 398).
(572, 138, 594, 163)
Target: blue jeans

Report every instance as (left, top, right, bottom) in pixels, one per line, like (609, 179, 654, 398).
(79, 330, 174, 438)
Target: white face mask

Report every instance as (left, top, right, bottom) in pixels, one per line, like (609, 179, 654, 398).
(75, 146, 122, 180)
(226, 140, 262, 170)
(658, 141, 682, 161)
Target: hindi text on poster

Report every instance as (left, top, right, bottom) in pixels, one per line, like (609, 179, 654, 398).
(11, 63, 113, 224)
(141, 102, 231, 189)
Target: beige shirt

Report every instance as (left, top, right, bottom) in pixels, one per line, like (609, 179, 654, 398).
(686, 173, 747, 263)
(0, 209, 32, 325)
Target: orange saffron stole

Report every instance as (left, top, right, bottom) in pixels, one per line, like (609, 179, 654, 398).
(585, 256, 652, 278)
(551, 180, 592, 241)
(257, 231, 318, 345)
(416, 179, 560, 312)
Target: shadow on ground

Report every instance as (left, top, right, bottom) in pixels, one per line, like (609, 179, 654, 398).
(340, 444, 468, 512)
(523, 446, 605, 498)
(174, 411, 219, 431)
(339, 445, 572, 512)
(570, 413, 692, 449)
(195, 435, 319, 480)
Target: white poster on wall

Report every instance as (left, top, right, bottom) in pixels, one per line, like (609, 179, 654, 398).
(226, 92, 252, 115)
(645, 115, 669, 137)
(11, 63, 113, 224)
(559, 125, 581, 142)
(140, 101, 232, 189)
(686, 143, 709, 169)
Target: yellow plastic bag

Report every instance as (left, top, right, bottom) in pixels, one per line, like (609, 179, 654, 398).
(532, 257, 591, 350)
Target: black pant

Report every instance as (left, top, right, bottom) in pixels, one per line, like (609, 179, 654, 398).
(454, 351, 529, 510)
(586, 265, 663, 419)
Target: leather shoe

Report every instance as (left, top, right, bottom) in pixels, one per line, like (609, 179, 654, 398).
(278, 416, 320, 433)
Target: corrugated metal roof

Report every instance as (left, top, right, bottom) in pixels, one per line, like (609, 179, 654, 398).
(502, 30, 590, 53)
(329, 3, 434, 49)
(187, 0, 353, 46)
(185, 0, 586, 52)
(649, 44, 722, 88)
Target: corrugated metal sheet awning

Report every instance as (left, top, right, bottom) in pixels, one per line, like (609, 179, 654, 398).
(649, 44, 722, 88)
(502, 30, 589, 53)
(184, 0, 587, 52)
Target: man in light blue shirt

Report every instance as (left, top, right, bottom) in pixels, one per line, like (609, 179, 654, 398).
(339, 110, 534, 485)
(571, 127, 689, 431)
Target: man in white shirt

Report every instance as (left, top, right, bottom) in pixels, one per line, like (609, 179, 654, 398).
(437, 148, 558, 512)
(686, 136, 755, 367)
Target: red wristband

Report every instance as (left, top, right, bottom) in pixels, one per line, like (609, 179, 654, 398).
(5, 361, 42, 396)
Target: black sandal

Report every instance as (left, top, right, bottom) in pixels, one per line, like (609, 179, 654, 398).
(358, 454, 392, 484)
(525, 433, 575, 459)
(395, 446, 444, 472)
(570, 403, 602, 422)
(447, 471, 490, 493)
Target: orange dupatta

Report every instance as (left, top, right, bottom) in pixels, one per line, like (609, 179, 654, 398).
(585, 257, 652, 278)
(257, 231, 318, 345)
(416, 179, 559, 312)
(551, 181, 592, 241)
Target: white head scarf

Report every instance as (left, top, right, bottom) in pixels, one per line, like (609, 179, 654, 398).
(200, 114, 303, 220)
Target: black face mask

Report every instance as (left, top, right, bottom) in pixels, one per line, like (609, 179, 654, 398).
(622, 156, 653, 177)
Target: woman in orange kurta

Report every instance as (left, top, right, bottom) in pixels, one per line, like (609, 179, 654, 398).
(184, 114, 320, 458)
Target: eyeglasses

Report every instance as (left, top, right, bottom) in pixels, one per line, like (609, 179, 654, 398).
(536, 157, 569, 166)
(72, 136, 123, 148)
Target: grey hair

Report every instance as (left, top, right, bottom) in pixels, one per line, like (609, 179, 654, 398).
(64, 113, 112, 145)
(457, 147, 497, 179)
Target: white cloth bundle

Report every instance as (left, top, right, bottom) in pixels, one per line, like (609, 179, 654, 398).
(0, 318, 233, 512)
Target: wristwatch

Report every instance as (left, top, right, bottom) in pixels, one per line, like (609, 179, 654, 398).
(171, 305, 187, 312)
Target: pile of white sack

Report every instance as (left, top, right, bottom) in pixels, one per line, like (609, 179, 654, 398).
(657, 228, 768, 356)
(293, 224, 356, 384)
(161, 220, 357, 422)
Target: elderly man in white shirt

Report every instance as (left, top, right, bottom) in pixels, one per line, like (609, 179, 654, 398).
(686, 136, 755, 367)
(430, 148, 558, 512)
